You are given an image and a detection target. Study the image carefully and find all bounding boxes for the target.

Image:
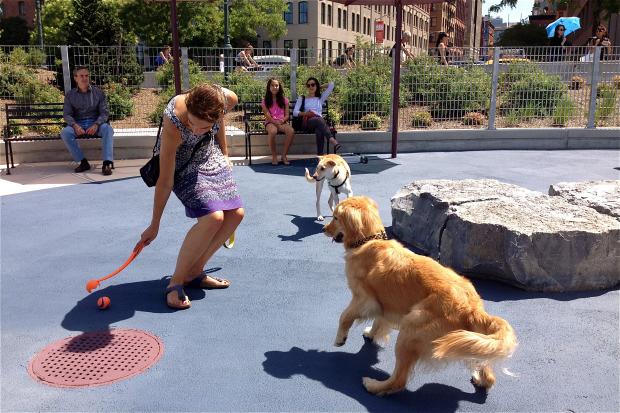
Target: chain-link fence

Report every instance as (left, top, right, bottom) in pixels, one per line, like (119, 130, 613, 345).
(2, 44, 618, 137)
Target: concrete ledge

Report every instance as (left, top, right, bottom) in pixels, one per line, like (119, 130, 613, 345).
(2, 127, 618, 164)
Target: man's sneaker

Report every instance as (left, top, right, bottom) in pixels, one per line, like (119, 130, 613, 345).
(102, 161, 114, 176)
(74, 159, 91, 173)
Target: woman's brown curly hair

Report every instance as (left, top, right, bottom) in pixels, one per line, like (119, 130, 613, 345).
(185, 84, 225, 122)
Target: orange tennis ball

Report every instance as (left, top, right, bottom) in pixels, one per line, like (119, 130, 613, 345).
(86, 279, 100, 293)
(97, 296, 111, 310)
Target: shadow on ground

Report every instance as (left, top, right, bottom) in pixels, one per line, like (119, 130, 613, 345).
(278, 214, 325, 242)
(60, 274, 217, 333)
(472, 278, 618, 302)
(249, 156, 398, 177)
(263, 339, 487, 413)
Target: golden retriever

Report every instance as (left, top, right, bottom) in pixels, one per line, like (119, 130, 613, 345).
(323, 196, 517, 396)
(305, 154, 353, 221)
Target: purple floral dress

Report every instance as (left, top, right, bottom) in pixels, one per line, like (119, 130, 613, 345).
(163, 96, 243, 218)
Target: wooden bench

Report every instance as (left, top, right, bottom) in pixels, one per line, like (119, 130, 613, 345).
(3, 102, 103, 174)
(242, 100, 335, 165)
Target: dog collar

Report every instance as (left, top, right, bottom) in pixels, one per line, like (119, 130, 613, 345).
(329, 171, 350, 194)
(350, 231, 388, 248)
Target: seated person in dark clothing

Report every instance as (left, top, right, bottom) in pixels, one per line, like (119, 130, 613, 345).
(548, 25, 572, 61)
(61, 66, 114, 175)
(586, 25, 613, 60)
(333, 46, 356, 68)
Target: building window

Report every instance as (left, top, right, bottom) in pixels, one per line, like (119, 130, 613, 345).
(357, 14, 360, 32)
(299, 39, 308, 65)
(431, 17, 437, 28)
(343, 11, 347, 30)
(299, 1, 308, 24)
(322, 39, 327, 63)
(18, 1, 26, 17)
(327, 4, 332, 26)
(284, 2, 293, 24)
(338, 8, 341, 28)
(321, 3, 325, 25)
(284, 40, 293, 56)
(328, 41, 333, 59)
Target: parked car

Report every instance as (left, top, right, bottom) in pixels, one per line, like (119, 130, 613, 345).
(253, 55, 290, 71)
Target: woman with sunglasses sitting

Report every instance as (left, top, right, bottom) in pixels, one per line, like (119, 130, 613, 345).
(586, 25, 613, 60)
(293, 78, 341, 155)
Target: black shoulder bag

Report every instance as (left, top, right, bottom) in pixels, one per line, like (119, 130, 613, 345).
(292, 95, 306, 132)
(140, 117, 212, 187)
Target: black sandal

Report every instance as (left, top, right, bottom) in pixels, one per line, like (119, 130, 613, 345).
(186, 271, 231, 290)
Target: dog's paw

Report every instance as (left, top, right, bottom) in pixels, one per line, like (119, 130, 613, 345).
(362, 326, 373, 339)
(334, 335, 347, 347)
(362, 377, 384, 395)
(317, 215, 324, 221)
(363, 327, 390, 346)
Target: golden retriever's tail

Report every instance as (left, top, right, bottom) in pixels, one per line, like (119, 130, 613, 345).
(432, 314, 517, 362)
(304, 168, 316, 183)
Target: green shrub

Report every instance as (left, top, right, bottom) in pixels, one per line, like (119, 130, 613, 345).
(402, 57, 490, 118)
(501, 68, 568, 118)
(12, 79, 64, 134)
(69, 46, 144, 90)
(462, 112, 486, 126)
(327, 106, 341, 126)
(0, 64, 33, 97)
(552, 98, 577, 126)
(360, 113, 381, 129)
(411, 111, 432, 128)
(613, 75, 620, 90)
(103, 82, 134, 120)
(595, 85, 617, 124)
(224, 71, 265, 103)
(340, 62, 391, 122)
(155, 59, 207, 89)
(7, 47, 46, 67)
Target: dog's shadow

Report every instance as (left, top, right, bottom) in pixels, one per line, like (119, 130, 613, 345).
(263, 339, 487, 413)
(60, 270, 223, 334)
(278, 214, 325, 242)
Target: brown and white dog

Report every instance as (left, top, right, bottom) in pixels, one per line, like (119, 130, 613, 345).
(305, 154, 353, 221)
(323, 196, 517, 396)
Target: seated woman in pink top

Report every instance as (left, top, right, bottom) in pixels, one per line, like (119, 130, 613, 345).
(261, 78, 295, 165)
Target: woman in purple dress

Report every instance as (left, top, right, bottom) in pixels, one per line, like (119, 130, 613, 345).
(137, 84, 244, 309)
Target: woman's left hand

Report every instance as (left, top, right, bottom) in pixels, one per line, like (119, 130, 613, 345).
(224, 155, 233, 169)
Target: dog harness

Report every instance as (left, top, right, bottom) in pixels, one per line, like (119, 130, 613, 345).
(328, 169, 350, 194)
(350, 231, 388, 249)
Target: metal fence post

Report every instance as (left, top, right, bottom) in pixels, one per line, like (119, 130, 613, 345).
(60, 46, 72, 93)
(487, 47, 500, 130)
(586, 46, 602, 129)
(290, 48, 298, 100)
(181, 47, 190, 91)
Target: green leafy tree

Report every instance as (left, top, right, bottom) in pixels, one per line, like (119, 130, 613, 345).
(33, 0, 74, 45)
(116, 0, 287, 47)
(62, 0, 143, 88)
(496, 23, 548, 46)
(0, 17, 31, 45)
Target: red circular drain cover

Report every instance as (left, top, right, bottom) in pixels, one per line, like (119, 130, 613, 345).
(28, 329, 164, 388)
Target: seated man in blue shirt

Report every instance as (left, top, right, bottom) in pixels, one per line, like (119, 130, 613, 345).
(61, 66, 114, 175)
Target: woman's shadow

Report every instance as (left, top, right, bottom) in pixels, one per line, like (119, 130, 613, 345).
(263, 339, 487, 413)
(61, 271, 220, 334)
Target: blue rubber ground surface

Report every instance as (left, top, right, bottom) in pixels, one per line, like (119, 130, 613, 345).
(1, 150, 618, 412)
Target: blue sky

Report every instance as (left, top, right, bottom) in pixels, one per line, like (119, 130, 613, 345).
(482, 0, 535, 24)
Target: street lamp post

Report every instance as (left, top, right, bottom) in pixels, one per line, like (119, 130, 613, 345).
(35, 0, 44, 48)
(223, 0, 232, 76)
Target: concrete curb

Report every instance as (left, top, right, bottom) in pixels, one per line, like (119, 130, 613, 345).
(2, 127, 618, 164)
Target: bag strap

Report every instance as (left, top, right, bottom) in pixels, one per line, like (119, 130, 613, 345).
(153, 115, 213, 176)
(176, 132, 212, 175)
(300, 95, 305, 112)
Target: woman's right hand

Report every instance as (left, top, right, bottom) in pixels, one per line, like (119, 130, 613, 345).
(137, 223, 159, 250)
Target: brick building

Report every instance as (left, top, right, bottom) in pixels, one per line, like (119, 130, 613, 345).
(1, 0, 37, 29)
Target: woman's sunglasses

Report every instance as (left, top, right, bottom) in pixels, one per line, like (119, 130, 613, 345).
(597, 28, 605, 32)
(306, 83, 317, 87)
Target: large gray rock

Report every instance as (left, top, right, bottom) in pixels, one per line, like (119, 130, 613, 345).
(549, 180, 620, 220)
(391, 179, 620, 292)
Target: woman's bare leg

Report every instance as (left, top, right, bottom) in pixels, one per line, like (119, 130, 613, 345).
(166, 211, 225, 307)
(279, 124, 294, 164)
(186, 208, 245, 287)
(266, 123, 278, 165)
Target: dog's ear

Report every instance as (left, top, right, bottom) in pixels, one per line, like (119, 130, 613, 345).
(325, 159, 336, 167)
(339, 203, 365, 242)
